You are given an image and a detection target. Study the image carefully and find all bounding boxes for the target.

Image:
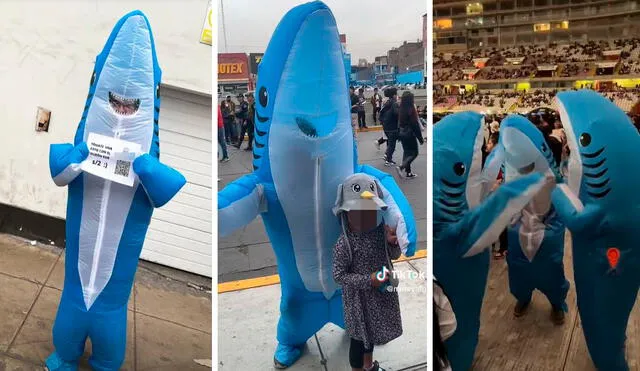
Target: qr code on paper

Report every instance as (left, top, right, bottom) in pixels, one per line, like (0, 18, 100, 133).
(114, 160, 131, 177)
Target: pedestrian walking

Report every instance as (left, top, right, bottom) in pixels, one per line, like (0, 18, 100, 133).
(374, 87, 400, 166)
(218, 106, 229, 162)
(371, 87, 382, 124)
(395, 91, 424, 178)
(358, 88, 368, 129)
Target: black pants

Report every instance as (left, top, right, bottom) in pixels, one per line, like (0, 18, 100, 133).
(349, 338, 374, 368)
(223, 118, 236, 143)
(358, 111, 366, 128)
(372, 107, 380, 123)
(237, 120, 254, 149)
(400, 137, 419, 174)
(378, 130, 398, 161)
(498, 228, 508, 253)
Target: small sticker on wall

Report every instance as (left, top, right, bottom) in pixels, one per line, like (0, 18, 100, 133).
(36, 107, 51, 132)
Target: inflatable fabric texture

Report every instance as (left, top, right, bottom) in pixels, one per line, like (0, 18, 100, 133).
(217, 1, 417, 367)
(552, 90, 640, 371)
(46, 11, 186, 371)
(489, 115, 569, 310)
(433, 111, 551, 371)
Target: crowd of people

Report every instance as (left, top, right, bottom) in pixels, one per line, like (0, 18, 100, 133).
(435, 38, 640, 82)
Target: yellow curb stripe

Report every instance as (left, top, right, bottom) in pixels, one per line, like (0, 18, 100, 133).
(218, 249, 426, 293)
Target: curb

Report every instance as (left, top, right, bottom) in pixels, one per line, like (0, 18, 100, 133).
(218, 249, 426, 293)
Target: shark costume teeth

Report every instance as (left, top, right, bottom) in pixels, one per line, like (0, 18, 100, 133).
(217, 1, 417, 367)
(433, 111, 552, 371)
(488, 114, 570, 314)
(46, 11, 186, 371)
(552, 90, 640, 371)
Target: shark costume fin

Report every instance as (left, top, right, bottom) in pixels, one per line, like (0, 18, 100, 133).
(218, 174, 267, 237)
(359, 164, 417, 256)
(50, 142, 89, 187)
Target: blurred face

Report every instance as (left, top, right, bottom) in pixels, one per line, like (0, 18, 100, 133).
(486, 140, 496, 153)
(347, 210, 378, 232)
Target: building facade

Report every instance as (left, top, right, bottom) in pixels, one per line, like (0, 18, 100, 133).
(434, 0, 640, 51)
(0, 0, 213, 276)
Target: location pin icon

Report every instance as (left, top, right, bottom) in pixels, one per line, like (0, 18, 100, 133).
(606, 247, 620, 269)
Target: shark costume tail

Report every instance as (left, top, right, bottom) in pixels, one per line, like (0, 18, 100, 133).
(433, 112, 553, 370)
(552, 90, 640, 371)
(46, 11, 185, 370)
(490, 114, 569, 311)
(217, 1, 417, 367)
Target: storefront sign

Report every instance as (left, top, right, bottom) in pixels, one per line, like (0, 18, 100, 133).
(200, 0, 212, 45)
(218, 53, 249, 81)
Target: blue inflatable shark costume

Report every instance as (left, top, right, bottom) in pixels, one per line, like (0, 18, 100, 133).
(551, 90, 639, 370)
(433, 112, 551, 370)
(218, 2, 416, 367)
(46, 11, 186, 370)
(487, 115, 569, 313)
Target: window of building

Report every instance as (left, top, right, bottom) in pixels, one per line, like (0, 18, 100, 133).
(534, 23, 551, 32)
(466, 2, 483, 15)
(435, 19, 453, 29)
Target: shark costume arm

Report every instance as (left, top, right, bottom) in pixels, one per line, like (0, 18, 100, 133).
(446, 172, 551, 258)
(359, 164, 417, 256)
(551, 183, 607, 234)
(49, 142, 89, 186)
(218, 174, 267, 237)
(133, 154, 186, 208)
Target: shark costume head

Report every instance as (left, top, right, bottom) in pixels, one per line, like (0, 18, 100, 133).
(217, 2, 417, 367)
(551, 90, 640, 370)
(46, 11, 185, 371)
(433, 112, 550, 371)
(556, 89, 640, 217)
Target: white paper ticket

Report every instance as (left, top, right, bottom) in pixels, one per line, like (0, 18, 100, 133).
(81, 133, 142, 187)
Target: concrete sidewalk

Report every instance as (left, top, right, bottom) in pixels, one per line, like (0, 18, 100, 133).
(0, 233, 212, 371)
(218, 258, 427, 371)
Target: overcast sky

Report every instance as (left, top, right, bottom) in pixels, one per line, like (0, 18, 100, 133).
(217, 0, 426, 62)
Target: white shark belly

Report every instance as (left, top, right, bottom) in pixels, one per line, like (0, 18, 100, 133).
(79, 175, 137, 310)
(270, 128, 354, 299)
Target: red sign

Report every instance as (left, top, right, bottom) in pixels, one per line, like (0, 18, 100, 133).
(218, 53, 249, 81)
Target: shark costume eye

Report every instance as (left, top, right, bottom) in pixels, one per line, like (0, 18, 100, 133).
(453, 162, 466, 176)
(580, 133, 591, 147)
(369, 183, 375, 192)
(541, 142, 547, 152)
(259, 86, 268, 107)
(352, 184, 361, 193)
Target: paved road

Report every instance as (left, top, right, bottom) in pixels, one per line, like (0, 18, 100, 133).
(218, 130, 427, 283)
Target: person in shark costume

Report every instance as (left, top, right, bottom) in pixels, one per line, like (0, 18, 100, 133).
(46, 11, 186, 370)
(486, 115, 569, 321)
(217, 2, 417, 368)
(551, 90, 639, 371)
(433, 111, 552, 371)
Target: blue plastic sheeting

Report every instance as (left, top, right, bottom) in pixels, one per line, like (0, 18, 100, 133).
(396, 70, 424, 84)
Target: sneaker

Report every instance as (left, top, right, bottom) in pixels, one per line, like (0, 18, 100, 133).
(551, 306, 565, 325)
(220, 157, 230, 163)
(406, 173, 418, 178)
(384, 161, 393, 167)
(395, 166, 404, 178)
(385, 159, 397, 166)
(514, 300, 530, 317)
(374, 140, 381, 150)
